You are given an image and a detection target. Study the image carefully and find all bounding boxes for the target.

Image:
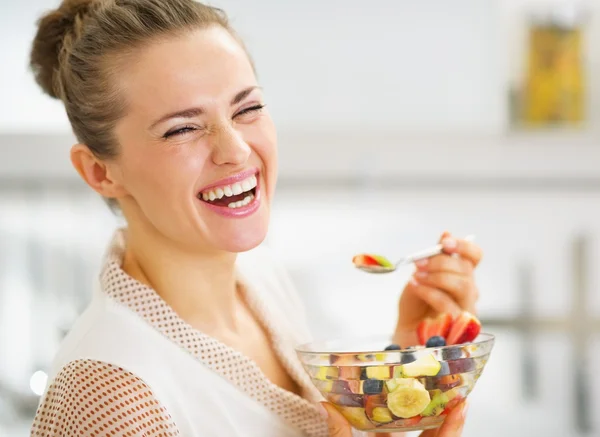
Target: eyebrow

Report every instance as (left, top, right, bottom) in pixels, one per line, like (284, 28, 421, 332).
(149, 86, 260, 130)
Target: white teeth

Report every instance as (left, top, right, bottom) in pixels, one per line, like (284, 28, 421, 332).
(201, 174, 259, 202)
(231, 183, 243, 195)
(228, 194, 254, 208)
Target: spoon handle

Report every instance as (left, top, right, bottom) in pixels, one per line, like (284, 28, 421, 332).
(397, 234, 476, 266)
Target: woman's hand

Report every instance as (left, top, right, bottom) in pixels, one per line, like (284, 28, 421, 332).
(394, 232, 483, 347)
(321, 399, 468, 437)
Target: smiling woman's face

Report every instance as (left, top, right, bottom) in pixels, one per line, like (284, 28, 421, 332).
(108, 26, 277, 253)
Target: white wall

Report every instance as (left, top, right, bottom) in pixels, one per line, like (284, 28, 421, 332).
(2, 0, 504, 134)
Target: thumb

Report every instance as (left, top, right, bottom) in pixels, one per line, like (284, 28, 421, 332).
(420, 400, 468, 437)
(439, 230, 452, 244)
(319, 402, 354, 437)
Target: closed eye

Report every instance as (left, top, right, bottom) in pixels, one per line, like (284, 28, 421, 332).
(163, 125, 197, 139)
(234, 104, 265, 119)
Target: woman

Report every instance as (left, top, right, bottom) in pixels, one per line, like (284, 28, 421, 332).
(29, 1, 482, 436)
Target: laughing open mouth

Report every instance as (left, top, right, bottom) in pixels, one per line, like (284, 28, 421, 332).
(198, 174, 258, 209)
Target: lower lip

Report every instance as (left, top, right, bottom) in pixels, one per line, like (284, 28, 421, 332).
(198, 182, 262, 218)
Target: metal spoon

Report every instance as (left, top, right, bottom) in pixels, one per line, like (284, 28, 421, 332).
(354, 235, 476, 274)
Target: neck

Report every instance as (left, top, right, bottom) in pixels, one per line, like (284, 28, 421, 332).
(120, 224, 239, 332)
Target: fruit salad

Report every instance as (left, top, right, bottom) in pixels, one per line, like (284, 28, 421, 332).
(298, 311, 493, 433)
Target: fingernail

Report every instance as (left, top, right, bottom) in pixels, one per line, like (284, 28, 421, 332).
(442, 238, 457, 250)
(461, 401, 469, 419)
(415, 259, 429, 268)
(415, 271, 427, 279)
(317, 403, 329, 419)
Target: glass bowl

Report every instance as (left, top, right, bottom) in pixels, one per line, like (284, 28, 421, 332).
(296, 333, 494, 433)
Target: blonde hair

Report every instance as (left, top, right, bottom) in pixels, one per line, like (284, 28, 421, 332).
(30, 0, 233, 159)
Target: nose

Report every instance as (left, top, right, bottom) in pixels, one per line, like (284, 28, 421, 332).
(210, 125, 251, 166)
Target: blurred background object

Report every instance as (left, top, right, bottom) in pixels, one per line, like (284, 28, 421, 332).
(516, 2, 587, 127)
(1, 1, 600, 436)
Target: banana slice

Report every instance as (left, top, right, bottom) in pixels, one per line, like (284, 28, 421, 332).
(401, 354, 441, 377)
(386, 378, 431, 418)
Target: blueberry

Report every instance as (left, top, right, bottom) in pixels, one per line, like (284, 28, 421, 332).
(425, 336, 447, 348)
(400, 352, 416, 364)
(384, 344, 401, 351)
(362, 379, 384, 394)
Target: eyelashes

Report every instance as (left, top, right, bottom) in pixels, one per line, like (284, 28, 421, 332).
(162, 104, 266, 139)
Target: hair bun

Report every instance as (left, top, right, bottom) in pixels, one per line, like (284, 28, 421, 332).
(30, 0, 98, 99)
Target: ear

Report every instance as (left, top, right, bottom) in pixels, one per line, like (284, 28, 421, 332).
(70, 144, 128, 199)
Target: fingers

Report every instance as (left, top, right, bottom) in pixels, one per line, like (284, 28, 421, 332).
(420, 400, 468, 437)
(319, 402, 353, 437)
(408, 278, 461, 316)
(441, 236, 483, 267)
(415, 255, 473, 276)
(413, 271, 476, 304)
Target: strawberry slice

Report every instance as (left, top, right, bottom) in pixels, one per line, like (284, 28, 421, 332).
(446, 311, 481, 345)
(352, 254, 381, 267)
(416, 313, 453, 345)
(401, 415, 423, 426)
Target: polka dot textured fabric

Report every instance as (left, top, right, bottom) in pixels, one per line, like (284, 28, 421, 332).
(31, 230, 329, 437)
(31, 360, 179, 436)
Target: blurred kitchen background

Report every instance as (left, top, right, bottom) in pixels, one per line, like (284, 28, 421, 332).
(1, 0, 600, 436)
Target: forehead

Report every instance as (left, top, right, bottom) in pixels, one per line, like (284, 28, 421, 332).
(121, 26, 256, 114)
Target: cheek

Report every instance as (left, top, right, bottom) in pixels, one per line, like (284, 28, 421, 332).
(248, 117, 277, 180)
(122, 144, 208, 200)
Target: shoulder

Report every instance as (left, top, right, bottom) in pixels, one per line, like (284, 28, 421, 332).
(31, 359, 179, 436)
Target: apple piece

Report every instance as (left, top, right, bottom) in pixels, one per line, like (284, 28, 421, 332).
(365, 394, 392, 423)
(372, 407, 394, 424)
(314, 366, 339, 380)
(313, 379, 335, 393)
(446, 311, 481, 345)
(336, 406, 373, 429)
(416, 313, 453, 345)
(365, 366, 392, 380)
(401, 354, 441, 377)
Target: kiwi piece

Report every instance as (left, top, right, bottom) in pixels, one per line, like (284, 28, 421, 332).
(421, 390, 449, 417)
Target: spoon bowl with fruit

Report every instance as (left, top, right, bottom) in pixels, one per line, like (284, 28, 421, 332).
(296, 312, 493, 433)
(352, 235, 476, 274)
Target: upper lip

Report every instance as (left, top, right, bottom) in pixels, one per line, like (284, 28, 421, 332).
(198, 168, 259, 193)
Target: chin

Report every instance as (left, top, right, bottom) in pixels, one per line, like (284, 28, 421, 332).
(207, 213, 270, 253)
